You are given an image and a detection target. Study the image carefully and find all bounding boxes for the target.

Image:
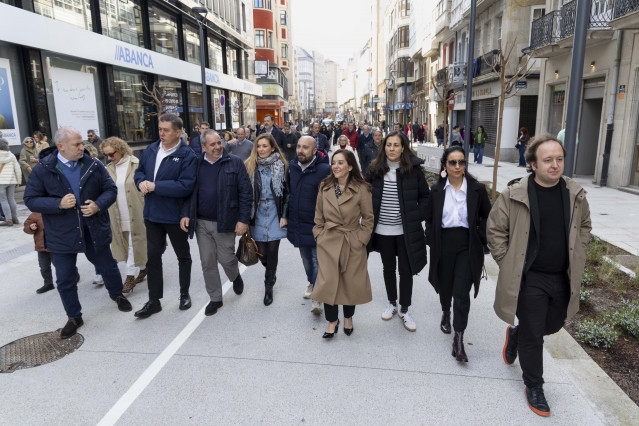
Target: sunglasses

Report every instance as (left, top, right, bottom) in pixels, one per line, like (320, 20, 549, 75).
(105, 152, 117, 158)
(447, 159, 467, 167)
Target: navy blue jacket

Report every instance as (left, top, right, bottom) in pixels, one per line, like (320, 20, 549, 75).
(134, 140, 197, 224)
(190, 134, 202, 155)
(358, 132, 373, 153)
(181, 150, 252, 238)
(286, 152, 331, 247)
(24, 147, 117, 254)
(257, 126, 286, 149)
(307, 132, 330, 155)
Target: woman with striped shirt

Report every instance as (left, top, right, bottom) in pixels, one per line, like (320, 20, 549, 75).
(367, 131, 429, 332)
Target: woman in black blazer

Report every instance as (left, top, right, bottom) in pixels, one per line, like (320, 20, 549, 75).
(425, 146, 491, 362)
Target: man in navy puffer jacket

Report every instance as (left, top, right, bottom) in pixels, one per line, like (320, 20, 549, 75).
(287, 136, 331, 314)
(24, 127, 132, 339)
(133, 113, 197, 318)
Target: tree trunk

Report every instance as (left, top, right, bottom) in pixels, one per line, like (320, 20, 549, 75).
(492, 67, 507, 202)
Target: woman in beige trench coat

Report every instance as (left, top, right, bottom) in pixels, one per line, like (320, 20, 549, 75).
(312, 149, 374, 338)
(101, 137, 147, 293)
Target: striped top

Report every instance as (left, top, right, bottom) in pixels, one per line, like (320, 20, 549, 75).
(375, 160, 403, 236)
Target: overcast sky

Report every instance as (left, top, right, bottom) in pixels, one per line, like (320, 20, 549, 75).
(290, 0, 372, 65)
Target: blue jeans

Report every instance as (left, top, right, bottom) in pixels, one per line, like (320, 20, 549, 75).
(437, 138, 443, 147)
(518, 144, 527, 166)
(299, 246, 318, 285)
(474, 145, 484, 164)
(52, 226, 123, 318)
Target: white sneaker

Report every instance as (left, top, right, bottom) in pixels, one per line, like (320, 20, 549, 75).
(398, 311, 416, 332)
(303, 284, 313, 299)
(92, 274, 104, 285)
(381, 303, 397, 321)
(311, 300, 322, 314)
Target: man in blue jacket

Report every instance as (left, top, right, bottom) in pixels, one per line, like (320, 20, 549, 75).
(287, 135, 331, 314)
(308, 121, 329, 155)
(189, 121, 209, 155)
(180, 130, 252, 316)
(133, 113, 198, 318)
(24, 127, 132, 339)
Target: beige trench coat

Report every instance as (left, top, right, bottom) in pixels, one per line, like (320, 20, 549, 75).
(486, 175, 591, 325)
(311, 181, 374, 306)
(106, 155, 147, 267)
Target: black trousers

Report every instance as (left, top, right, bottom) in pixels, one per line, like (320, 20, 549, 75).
(256, 240, 281, 272)
(38, 251, 54, 286)
(376, 233, 413, 308)
(438, 227, 473, 332)
(145, 220, 192, 301)
(324, 304, 355, 322)
(516, 269, 570, 388)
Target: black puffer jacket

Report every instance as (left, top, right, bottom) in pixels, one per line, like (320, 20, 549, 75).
(368, 156, 430, 275)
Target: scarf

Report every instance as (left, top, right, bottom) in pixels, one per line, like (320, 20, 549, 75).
(254, 152, 285, 197)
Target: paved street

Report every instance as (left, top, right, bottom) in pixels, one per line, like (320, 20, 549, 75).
(1, 160, 639, 425)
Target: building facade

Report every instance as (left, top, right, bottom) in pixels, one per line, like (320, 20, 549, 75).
(0, 0, 260, 150)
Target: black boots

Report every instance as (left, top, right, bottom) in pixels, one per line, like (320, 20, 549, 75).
(503, 325, 519, 365)
(452, 331, 469, 362)
(264, 269, 276, 306)
(440, 311, 451, 334)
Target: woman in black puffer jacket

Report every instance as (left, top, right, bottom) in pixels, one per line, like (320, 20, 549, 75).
(367, 131, 429, 332)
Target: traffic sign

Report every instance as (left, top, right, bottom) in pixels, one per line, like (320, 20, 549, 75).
(448, 95, 455, 111)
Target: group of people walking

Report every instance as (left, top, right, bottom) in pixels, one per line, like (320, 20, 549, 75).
(19, 111, 592, 418)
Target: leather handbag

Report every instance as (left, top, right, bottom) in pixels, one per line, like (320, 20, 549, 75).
(236, 231, 261, 266)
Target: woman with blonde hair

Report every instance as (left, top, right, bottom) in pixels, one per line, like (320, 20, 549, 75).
(330, 135, 360, 168)
(100, 137, 147, 292)
(32, 131, 49, 154)
(19, 137, 38, 182)
(244, 133, 289, 306)
(223, 131, 236, 145)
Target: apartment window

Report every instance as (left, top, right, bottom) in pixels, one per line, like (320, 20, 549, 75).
(208, 36, 224, 72)
(227, 47, 238, 77)
(254, 0, 270, 8)
(33, 0, 93, 31)
(268, 30, 273, 49)
(400, 0, 410, 17)
(242, 3, 247, 31)
(149, 6, 179, 59)
(281, 43, 288, 59)
(398, 25, 409, 48)
(255, 29, 265, 47)
(280, 11, 287, 25)
(100, 0, 143, 47)
(184, 23, 201, 65)
(495, 16, 503, 46)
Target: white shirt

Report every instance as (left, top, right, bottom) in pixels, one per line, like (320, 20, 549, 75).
(153, 141, 179, 180)
(115, 155, 131, 231)
(442, 177, 469, 228)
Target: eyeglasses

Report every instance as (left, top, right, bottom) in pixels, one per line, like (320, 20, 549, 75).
(105, 152, 117, 158)
(447, 159, 467, 167)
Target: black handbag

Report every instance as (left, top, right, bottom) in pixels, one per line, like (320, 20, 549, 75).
(236, 231, 261, 266)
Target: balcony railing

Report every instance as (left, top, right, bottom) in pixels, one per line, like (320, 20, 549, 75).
(472, 51, 500, 78)
(414, 77, 425, 93)
(434, 62, 467, 88)
(613, 0, 639, 19)
(530, 11, 561, 49)
(561, 0, 612, 39)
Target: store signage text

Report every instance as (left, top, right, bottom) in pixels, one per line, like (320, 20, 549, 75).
(206, 70, 221, 85)
(114, 45, 154, 69)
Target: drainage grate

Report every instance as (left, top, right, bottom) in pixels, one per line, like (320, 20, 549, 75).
(0, 331, 84, 373)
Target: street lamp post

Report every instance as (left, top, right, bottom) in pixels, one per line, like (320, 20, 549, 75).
(402, 56, 410, 147)
(192, 6, 209, 125)
(384, 78, 391, 134)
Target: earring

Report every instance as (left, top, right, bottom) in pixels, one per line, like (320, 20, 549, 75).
(440, 170, 447, 178)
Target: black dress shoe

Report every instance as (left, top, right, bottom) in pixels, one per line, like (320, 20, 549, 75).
(440, 311, 451, 334)
(503, 325, 519, 365)
(179, 293, 192, 310)
(322, 319, 339, 339)
(60, 317, 83, 339)
(233, 275, 244, 295)
(110, 294, 132, 312)
(134, 300, 162, 318)
(205, 300, 223, 316)
(36, 283, 55, 294)
(525, 387, 550, 417)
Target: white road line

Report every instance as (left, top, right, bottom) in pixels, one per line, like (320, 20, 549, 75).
(97, 265, 246, 426)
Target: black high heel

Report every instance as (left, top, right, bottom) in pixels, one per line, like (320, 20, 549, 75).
(344, 317, 353, 336)
(322, 319, 339, 339)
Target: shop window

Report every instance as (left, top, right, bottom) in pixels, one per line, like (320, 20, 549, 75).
(33, 0, 93, 31)
(188, 82, 204, 130)
(27, 50, 52, 140)
(149, 6, 179, 59)
(158, 77, 184, 119)
(184, 23, 201, 65)
(0, 42, 31, 148)
(548, 84, 566, 136)
(208, 36, 224, 73)
(230, 91, 240, 128)
(212, 88, 226, 130)
(100, 0, 143, 47)
(113, 69, 151, 141)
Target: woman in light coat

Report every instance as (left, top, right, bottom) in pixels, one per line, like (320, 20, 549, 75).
(33, 131, 49, 154)
(19, 137, 38, 182)
(101, 137, 147, 292)
(0, 138, 22, 226)
(312, 149, 374, 338)
(330, 135, 360, 169)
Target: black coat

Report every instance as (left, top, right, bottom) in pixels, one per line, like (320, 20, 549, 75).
(368, 156, 430, 275)
(425, 178, 491, 297)
(282, 131, 300, 162)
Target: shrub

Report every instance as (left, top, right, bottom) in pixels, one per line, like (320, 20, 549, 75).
(581, 270, 596, 286)
(580, 286, 593, 302)
(576, 318, 620, 349)
(610, 299, 639, 340)
(587, 236, 607, 264)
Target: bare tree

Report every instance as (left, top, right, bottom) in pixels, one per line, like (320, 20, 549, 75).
(140, 82, 166, 116)
(483, 39, 535, 201)
(431, 70, 454, 149)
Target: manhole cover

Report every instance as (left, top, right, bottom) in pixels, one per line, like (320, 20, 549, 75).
(0, 331, 84, 373)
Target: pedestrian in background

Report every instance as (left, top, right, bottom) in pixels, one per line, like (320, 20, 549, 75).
(487, 135, 591, 417)
(181, 130, 252, 316)
(101, 137, 147, 293)
(312, 149, 374, 338)
(287, 135, 331, 315)
(19, 137, 38, 182)
(133, 113, 197, 318)
(33, 130, 49, 154)
(189, 121, 210, 156)
(341, 122, 359, 155)
(256, 114, 286, 149)
(368, 131, 429, 332)
(358, 125, 373, 159)
(281, 122, 300, 162)
(360, 129, 383, 179)
(23, 212, 56, 294)
(24, 127, 132, 338)
(412, 121, 420, 144)
(87, 130, 106, 164)
(309, 121, 330, 155)
(0, 138, 22, 226)
(517, 127, 530, 167)
(425, 146, 491, 362)
(331, 135, 360, 169)
(226, 127, 254, 161)
(473, 125, 486, 164)
(245, 133, 289, 306)
(435, 124, 444, 147)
